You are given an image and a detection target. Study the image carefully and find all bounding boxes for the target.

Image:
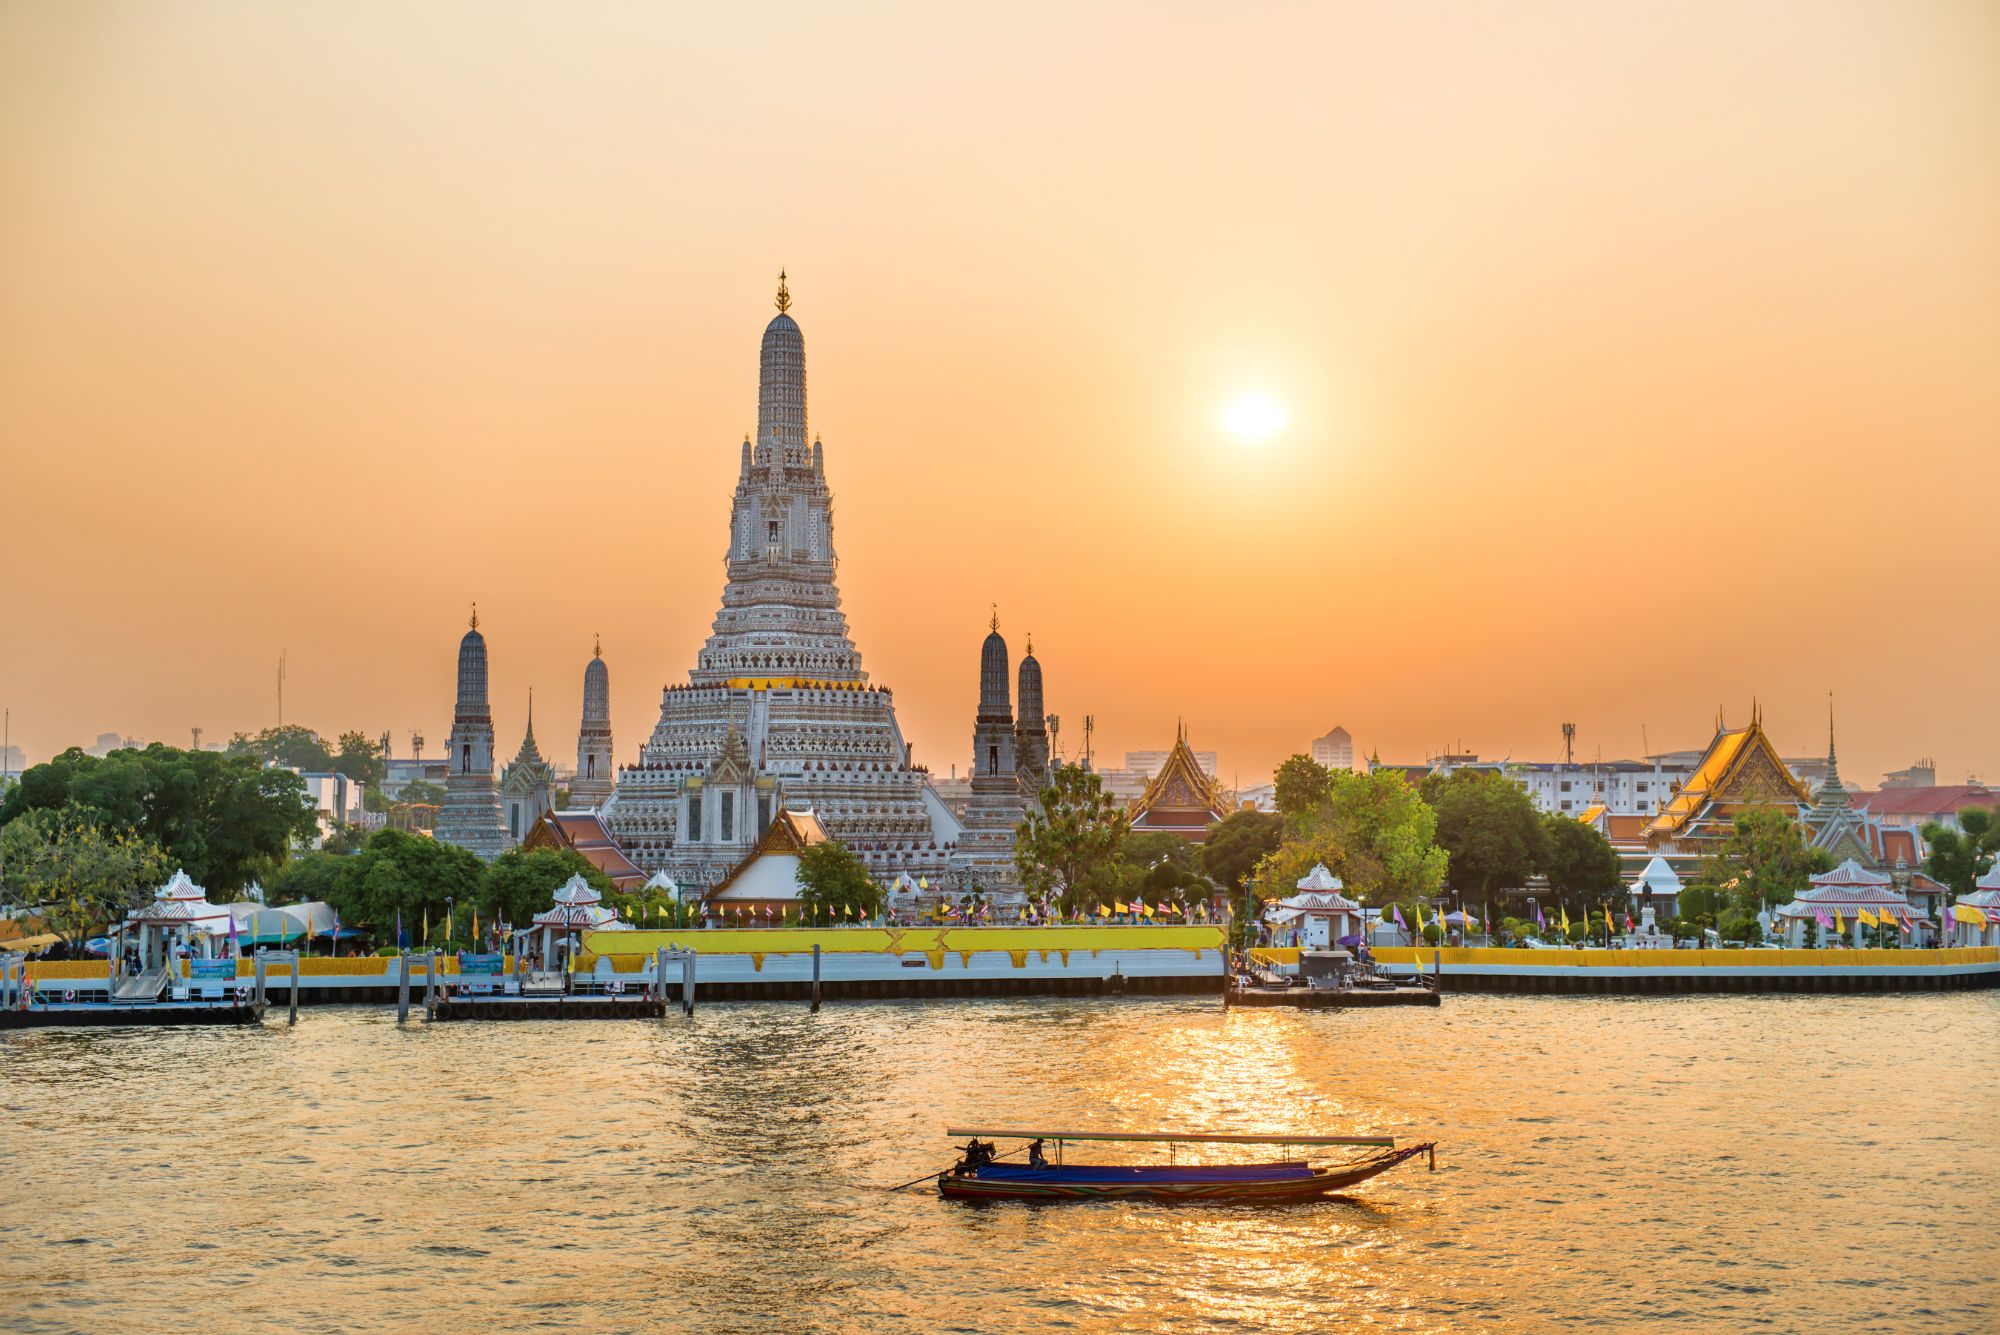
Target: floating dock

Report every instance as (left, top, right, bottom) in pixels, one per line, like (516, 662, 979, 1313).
(1226, 982, 1440, 1008)
(0, 1000, 265, 1030)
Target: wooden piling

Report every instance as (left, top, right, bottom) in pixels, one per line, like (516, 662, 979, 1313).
(811, 944, 822, 1012)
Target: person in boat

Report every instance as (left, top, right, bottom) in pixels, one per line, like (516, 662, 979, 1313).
(1028, 1139, 1048, 1169)
(957, 1138, 997, 1173)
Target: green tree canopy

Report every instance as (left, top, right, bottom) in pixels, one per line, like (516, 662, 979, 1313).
(795, 839, 881, 924)
(1539, 813, 1622, 917)
(1273, 754, 1334, 827)
(0, 744, 315, 894)
(1922, 808, 1998, 899)
(1197, 809, 1282, 895)
(317, 828, 485, 941)
(479, 846, 611, 928)
(1701, 805, 1825, 917)
(1426, 770, 1548, 903)
(0, 807, 169, 943)
(228, 725, 335, 772)
(333, 731, 387, 788)
(1015, 763, 1130, 911)
(1258, 768, 1447, 907)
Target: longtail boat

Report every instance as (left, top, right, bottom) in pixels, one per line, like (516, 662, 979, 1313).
(930, 1127, 1436, 1203)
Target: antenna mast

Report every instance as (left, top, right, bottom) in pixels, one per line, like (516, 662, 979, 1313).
(1561, 721, 1576, 767)
(278, 650, 288, 726)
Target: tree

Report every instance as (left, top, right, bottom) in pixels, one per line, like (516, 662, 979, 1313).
(1197, 810, 1282, 896)
(1256, 768, 1446, 914)
(333, 731, 386, 788)
(324, 828, 484, 942)
(1273, 754, 1334, 827)
(1118, 831, 1210, 904)
(1427, 770, 1548, 904)
(1540, 814, 1622, 919)
(266, 849, 347, 908)
(228, 725, 335, 772)
(795, 839, 881, 924)
(1015, 763, 1130, 911)
(1922, 808, 1998, 898)
(395, 779, 445, 806)
(479, 847, 610, 929)
(1704, 806, 1821, 918)
(0, 744, 316, 894)
(0, 808, 168, 944)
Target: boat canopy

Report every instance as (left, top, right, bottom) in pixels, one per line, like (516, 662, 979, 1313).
(944, 1127, 1395, 1147)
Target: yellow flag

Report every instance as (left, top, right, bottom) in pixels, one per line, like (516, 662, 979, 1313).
(1857, 908, 1878, 928)
(1097, 903, 1111, 918)
(1604, 906, 1614, 934)
(1560, 905, 1570, 933)
(1415, 903, 1427, 931)
(1835, 909, 1845, 934)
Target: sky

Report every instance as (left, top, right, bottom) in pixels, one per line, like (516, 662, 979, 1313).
(2, 1, 1997, 790)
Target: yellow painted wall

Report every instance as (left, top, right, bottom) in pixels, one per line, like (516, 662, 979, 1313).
(582, 923, 1226, 966)
(1366, 946, 2000, 969)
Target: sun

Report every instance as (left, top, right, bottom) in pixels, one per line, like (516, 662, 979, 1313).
(1221, 391, 1287, 442)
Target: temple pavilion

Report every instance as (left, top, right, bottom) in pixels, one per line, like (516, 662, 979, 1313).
(523, 809, 647, 891)
(1261, 863, 1364, 948)
(1627, 855, 1684, 918)
(1952, 864, 2000, 946)
(517, 874, 630, 967)
(1772, 860, 1923, 947)
(701, 807, 831, 925)
(121, 870, 237, 967)
(1126, 727, 1231, 842)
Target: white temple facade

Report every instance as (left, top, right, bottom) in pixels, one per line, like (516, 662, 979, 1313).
(570, 638, 615, 809)
(603, 279, 963, 892)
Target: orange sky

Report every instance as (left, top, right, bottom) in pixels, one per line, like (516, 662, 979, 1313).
(3, 2, 1998, 789)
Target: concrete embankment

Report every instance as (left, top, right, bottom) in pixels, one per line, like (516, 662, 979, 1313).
(1302, 946, 2000, 994)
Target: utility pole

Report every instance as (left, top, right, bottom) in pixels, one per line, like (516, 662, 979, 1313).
(277, 650, 287, 726)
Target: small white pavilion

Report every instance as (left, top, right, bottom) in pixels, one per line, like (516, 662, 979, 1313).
(517, 875, 629, 967)
(1263, 864, 1364, 949)
(1951, 864, 2000, 946)
(1628, 856, 1683, 917)
(121, 870, 236, 967)
(1774, 860, 1919, 947)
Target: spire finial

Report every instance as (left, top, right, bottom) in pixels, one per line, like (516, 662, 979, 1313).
(594, 632, 602, 659)
(775, 270, 791, 315)
(1025, 631, 1034, 656)
(470, 601, 479, 631)
(990, 603, 999, 634)
(527, 687, 534, 731)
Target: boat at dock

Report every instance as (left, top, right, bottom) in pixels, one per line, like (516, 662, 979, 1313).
(1226, 948, 1441, 1008)
(930, 1128, 1436, 1203)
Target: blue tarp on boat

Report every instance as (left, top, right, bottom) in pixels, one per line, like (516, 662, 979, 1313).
(977, 1162, 1313, 1184)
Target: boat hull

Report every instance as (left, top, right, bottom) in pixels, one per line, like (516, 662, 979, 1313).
(939, 1144, 1432, 1203)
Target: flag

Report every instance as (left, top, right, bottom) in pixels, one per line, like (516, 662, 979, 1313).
(1097, 903, 1111, 919)
(1392, 905, 1407, 930)
(1835, 909, 1845, 935)
(1623, 910, 1634, 933)
(1415, 903, 1427, 932)
(1533, 903, 1544, 930)
(1897, 912, 1912, 936)
(1856, 908, 1878, 929)
(1603, 906, 1614, 935)
(423, 908, 429, 945)
(472, 909, 479, 943)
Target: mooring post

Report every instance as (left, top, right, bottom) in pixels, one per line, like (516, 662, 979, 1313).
(397, 951, 411, 1022)
(254, 953, 267, 1009)
(287, 952, 299, 1025)
(811, 943, 822, 1012)
(1433, 948, 1442, 990)
(424, 951, 437, 1019)
(656, 948, 669, 1014)
(682, 948, 696, 1015)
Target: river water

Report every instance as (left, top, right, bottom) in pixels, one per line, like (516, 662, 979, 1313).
(1, 994, 1994, 1334)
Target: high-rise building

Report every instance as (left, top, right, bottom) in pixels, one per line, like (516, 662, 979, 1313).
(1310, 726, 1354, 772)
(604, 278, 961, 891)
(436, 607, 508, 860)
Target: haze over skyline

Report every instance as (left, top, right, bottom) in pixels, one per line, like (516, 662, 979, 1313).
(3, 2, 1997, 788)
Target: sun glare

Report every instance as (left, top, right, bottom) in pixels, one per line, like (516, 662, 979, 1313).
(1221, 392, 1287, 442)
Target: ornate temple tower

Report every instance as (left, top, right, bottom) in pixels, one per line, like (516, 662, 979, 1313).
(1015, 634, 1050, 799)
(570, 637, 615, 809)
(950, 613, 1025, 900)
(437, 607, 508, 860)
(606, 277, 962, 890)
(500, 692, 558, 846)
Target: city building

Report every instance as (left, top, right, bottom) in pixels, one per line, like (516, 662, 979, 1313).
(293, 771, 366, 845)
(1366, 750, 1698, 817)
(602, 279, 962, 892)
(435, 608, 508, 860)
(1310, 726, 1354, 772)
(1881, 759, 1938, 789)
(1849, 785, 1998, 850)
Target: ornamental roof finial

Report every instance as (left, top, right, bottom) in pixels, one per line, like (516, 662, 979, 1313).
(1025, 631, 1034, 656)
(470, 601, 479, 631)
(775, 270, 791, 315)
(990, 603, 999, 633)
(594, 632, 602, 659)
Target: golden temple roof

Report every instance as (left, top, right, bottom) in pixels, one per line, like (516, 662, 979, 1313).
(1642, 716, 1812, 840)
(1127, 731, 1229, 833)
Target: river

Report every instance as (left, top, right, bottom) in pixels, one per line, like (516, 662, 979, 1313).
(1, 994, 1994, 1333)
